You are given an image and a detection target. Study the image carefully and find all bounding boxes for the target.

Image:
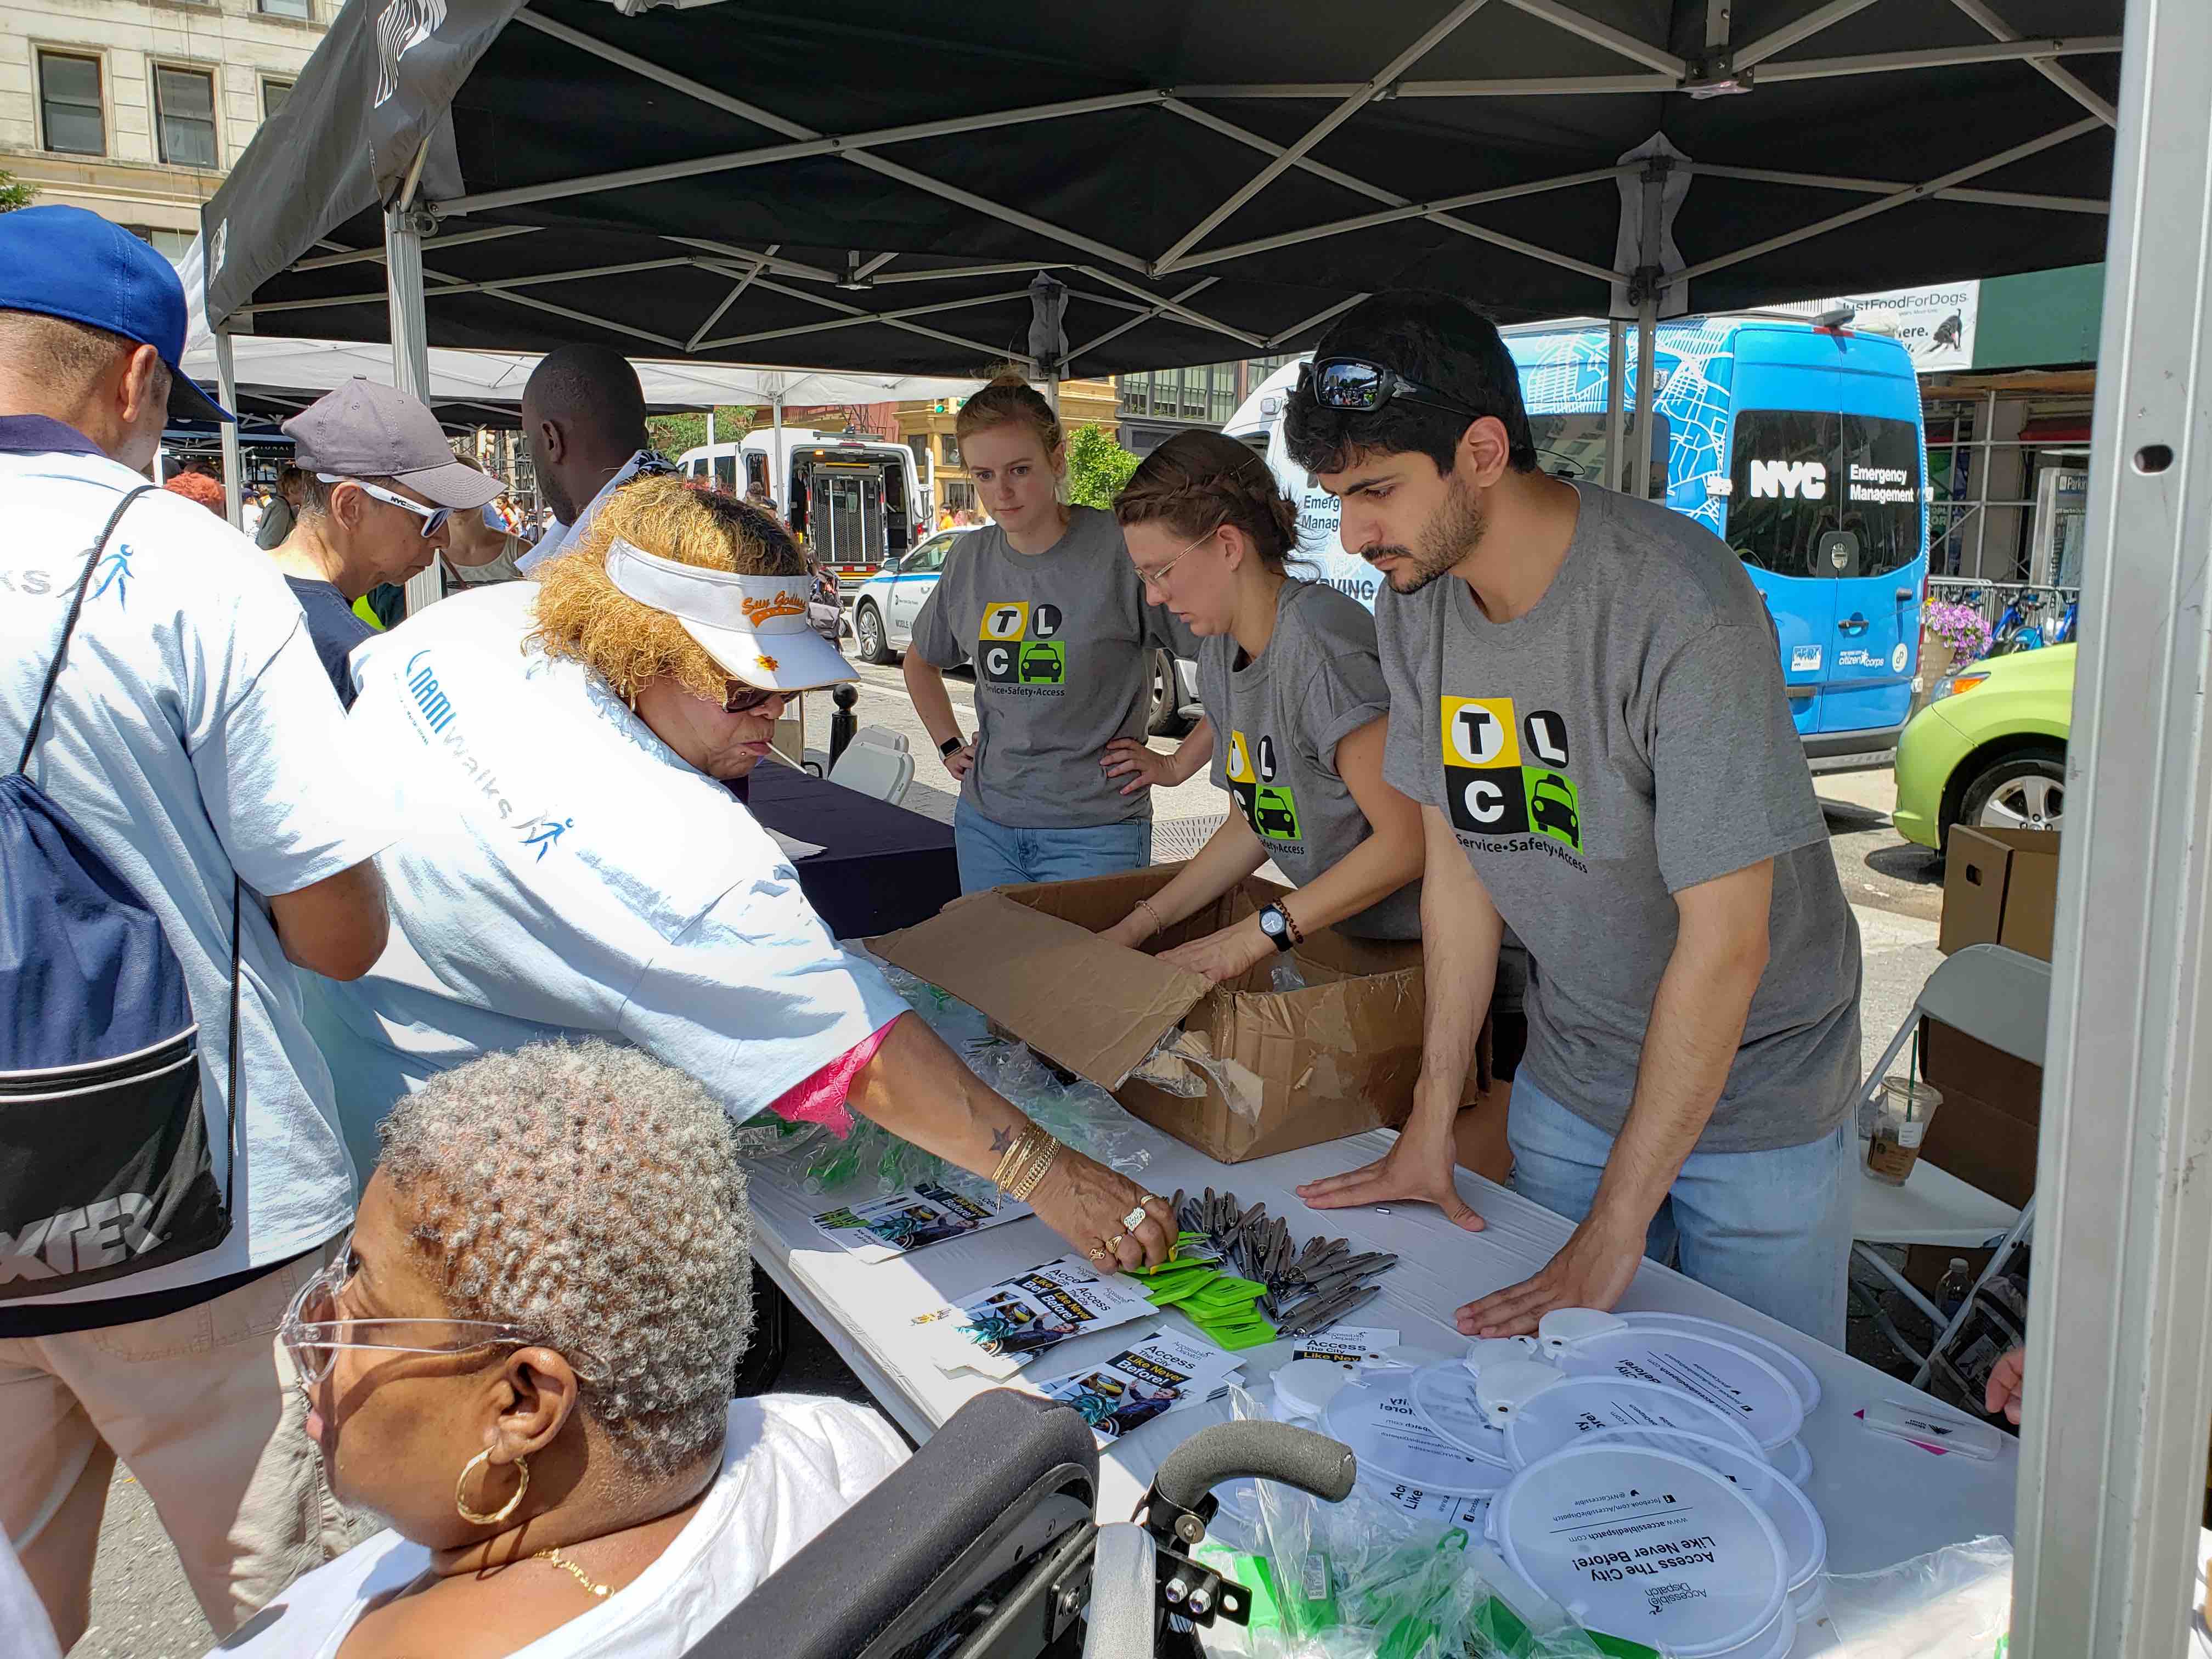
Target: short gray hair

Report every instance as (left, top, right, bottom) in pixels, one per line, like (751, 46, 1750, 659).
(378, 1042, 753, 1481)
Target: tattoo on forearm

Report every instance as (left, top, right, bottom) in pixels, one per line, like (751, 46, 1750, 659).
(990, 1125, 1015, 1155)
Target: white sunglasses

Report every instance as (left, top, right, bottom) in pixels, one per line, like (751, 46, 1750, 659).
(315, 473, 452, 539)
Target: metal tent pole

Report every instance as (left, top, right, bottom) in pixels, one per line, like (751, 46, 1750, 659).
(2011, 0, 2212, 1650)
(1630, 300, 1657, 500)
(706, 408, 716, 455)
(771, 392, 785, 512)
(385, 195, 439, 618)
(214, 329, 241, 528)
(1603, 318, 1626, 492)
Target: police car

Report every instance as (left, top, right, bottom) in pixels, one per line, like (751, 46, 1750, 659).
(850, 524, 1198, 734)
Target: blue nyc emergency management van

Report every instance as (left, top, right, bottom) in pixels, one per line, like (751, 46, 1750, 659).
(1227, 317, 1930, 765)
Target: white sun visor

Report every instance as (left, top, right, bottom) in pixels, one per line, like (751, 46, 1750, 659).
(605, 535, 859, 692)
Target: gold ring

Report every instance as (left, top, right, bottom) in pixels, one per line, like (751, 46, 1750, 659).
(1087, 1244, 1112, 1260)
(1105, 1232, 1128, 1251)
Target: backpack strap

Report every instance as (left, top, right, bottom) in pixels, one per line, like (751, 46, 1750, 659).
(15, 483, 158, 776)
(17, 482, 246, 1212)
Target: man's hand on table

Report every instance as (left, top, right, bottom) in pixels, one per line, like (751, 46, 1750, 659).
(1984, 1345, 2026, 1425)
(1030, 1149, 1175, 1274)
(1455, 1207, 1645, 1336)
(1295, 1115, 1487, 1233)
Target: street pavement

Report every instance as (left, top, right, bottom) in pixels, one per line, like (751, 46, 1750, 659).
(71, 674, 1953, 1657)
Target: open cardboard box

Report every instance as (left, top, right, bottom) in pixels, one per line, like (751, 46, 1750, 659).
(871, 865, 1462, 1164)
(1939, 826, 2059, 960)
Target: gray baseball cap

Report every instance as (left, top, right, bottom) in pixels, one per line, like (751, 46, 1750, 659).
(282, 379, 503, 509)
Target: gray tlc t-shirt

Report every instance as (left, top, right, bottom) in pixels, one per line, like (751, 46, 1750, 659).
(1199, 580, 1420, 940)
(912, 506, 1190, 828)
(1378, 483, 1861, 1153)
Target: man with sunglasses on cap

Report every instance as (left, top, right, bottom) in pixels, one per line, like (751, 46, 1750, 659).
(1293, 292, 1860, 1349)
(0, 206, 397, 1645)
(265, 379, 505, 707)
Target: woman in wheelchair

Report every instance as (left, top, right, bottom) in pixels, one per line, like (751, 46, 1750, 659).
(219, 1042, 908, 1659)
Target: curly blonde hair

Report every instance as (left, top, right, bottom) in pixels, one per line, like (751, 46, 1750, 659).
(528, 473, 806, 704)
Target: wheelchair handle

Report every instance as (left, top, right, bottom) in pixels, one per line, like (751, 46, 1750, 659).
(1153, 1420, 1356, 1512)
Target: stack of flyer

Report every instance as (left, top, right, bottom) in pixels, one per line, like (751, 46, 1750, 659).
(1027, 1331, 1245, 1446)
(809, 1183, 1030, 1263)
(913, 1255, 1160, 1379)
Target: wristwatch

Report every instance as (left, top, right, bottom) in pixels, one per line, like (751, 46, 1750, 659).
(1256, 902, 1296, 953)
(939, 735, 965, 758)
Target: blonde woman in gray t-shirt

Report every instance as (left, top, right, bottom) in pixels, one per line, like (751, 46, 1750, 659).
(906, 375, 1209, 890)
(1096, 431, 1423, 981)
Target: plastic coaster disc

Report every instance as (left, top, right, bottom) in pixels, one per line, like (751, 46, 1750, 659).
(1775, 1436, 1813, 1486)
(1406, 1362, 1514, 1467)
(1617, 1312, 1823, 1413)
(1488, 1441, 1790, 1659)
(1545, 1324, 1805, 1452)
(1319, 1378, 1513, 1497)
(1504, 1374, 1767, 1469)
(1582, 1426, 1827, 1601)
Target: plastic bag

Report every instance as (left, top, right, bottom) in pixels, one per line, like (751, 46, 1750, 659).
(1809, 1535, 2012, 1658)
(741, 955, 1152, 1200)
(1221, 1385, 1605, 1659)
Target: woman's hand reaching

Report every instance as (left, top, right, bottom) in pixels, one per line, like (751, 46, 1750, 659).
(1027, 1149, 1175, 1273)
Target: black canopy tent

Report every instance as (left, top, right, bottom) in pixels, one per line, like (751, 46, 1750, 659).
(201, 0, 2121, 386)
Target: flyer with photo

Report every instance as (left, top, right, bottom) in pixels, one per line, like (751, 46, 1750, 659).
(913, 1255, 1160, 1378)
(810, 1183, 1030, 1263)
(1291, 1327, 1401, 1370)
(1029, 1331, 1245, 1444)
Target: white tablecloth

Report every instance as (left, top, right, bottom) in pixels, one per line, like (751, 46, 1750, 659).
(741, 1120, 2019, 1581)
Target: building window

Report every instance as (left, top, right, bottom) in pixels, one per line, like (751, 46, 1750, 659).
(907, 433, 929, 471)
(154, 66, 218, 167)
(262, 78, 295, 119)
(129, 227, 196, 265)
(258, 0, 313, 16)
(37, 52, 104, 157)
(940, 433, 961, 466)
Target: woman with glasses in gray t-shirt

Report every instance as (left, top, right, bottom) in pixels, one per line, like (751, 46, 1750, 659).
(1097, 431, 1423, 982)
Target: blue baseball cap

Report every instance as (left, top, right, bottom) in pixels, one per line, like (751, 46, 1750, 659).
(0, 205, 232, 423)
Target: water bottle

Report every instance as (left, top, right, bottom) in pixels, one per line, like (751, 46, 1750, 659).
(1939, 1256, 1972, 1320)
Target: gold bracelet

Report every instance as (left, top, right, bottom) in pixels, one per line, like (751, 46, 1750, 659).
(1135, 897, 1166, 938)
(994, 1124, 1055, 1194)
(1007, 1132, 1063, 1202)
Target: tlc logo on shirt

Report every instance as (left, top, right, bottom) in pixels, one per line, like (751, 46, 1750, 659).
(977, 600, 1067, 695)
(1440, 696, 1583, 855)
(1226, 728, 1301, 844)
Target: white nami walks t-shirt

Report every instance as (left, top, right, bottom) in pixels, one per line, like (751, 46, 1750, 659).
(215, 1395, 908, 1659)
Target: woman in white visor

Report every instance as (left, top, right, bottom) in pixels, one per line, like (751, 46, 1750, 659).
(304, 477, 1173, 1274)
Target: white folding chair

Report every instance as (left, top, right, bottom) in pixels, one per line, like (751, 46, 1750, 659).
(828, 740, 915, 806)
(1850, 943, 2050, 1385)
(849, 725, 910, 753)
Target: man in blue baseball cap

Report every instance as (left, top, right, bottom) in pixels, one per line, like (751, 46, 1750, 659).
(0, 205, 399, 1645)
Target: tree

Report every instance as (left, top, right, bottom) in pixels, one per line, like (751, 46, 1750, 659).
(1064, 423, 1141, 510)
(0, 172, 34, 213)
(646, 404, 755, 462)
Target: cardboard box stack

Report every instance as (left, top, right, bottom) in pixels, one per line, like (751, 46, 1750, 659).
(873, 866, 1479, 1164)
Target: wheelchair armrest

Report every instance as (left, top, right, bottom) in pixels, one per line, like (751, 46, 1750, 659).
(687, 1389, 1101, 1659)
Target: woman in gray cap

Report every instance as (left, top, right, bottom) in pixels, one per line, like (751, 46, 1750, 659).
(264, 379, 502, 706)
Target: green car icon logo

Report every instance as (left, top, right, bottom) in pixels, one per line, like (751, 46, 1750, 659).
(1525, 770, 1580, 850)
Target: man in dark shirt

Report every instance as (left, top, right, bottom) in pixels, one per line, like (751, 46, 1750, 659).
(264, 380, 502, 704)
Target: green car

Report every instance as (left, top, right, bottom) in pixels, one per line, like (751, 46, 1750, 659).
(1892, 642, 2073, 849)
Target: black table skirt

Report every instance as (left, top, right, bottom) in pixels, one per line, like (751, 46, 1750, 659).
(735, 761, 961, 940)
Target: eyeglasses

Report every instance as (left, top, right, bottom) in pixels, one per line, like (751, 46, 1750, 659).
(316, 474, 453, 539)
(1132, 526, 1217, 596)
(278, 1234, 589, 1394)
(722, 681, 783, 715)
(1299, 357, 1486, 425)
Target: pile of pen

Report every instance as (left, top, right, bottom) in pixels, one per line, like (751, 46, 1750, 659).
(1168, 1186, 1398, 1339)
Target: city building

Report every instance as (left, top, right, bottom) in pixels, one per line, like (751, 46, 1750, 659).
(2, 0, 328, 257)
(1115, 355, 1302, 454)
(897, 377, 1118, 516)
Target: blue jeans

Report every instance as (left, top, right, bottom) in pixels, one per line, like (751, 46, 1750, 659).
(1506, 1071, 1852, 1347)
(953, 797, 1151, 893)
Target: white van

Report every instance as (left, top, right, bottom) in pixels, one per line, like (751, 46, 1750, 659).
(1221, 363, 1387, 606)
(679, 429, 928, 584)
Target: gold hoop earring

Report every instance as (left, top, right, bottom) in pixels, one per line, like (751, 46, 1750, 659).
(454, 1448, 529, 1526)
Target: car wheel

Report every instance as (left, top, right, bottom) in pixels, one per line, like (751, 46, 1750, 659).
(1954, 744, 2066, 841)
(854, 601, 891, 665)
(1145, 648, 1189, 737)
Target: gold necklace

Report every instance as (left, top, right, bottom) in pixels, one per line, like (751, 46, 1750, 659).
(534, 1544, 612, 1599)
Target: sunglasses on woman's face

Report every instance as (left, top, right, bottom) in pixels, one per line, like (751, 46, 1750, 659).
(722, 681, 782, 715)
